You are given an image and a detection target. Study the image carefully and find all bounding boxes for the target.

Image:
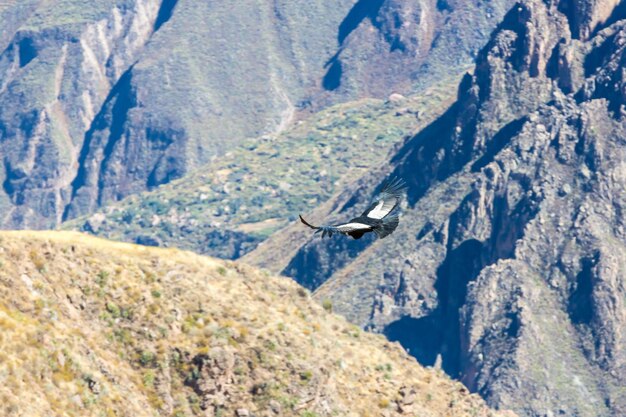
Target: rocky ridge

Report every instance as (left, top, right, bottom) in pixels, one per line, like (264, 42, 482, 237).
(245, 0, 626, 415)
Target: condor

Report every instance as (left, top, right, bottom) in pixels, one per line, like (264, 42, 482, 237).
(299, 177, 406, 239)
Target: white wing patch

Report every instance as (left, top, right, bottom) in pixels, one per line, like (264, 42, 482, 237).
(336, 222, 372, 231)
(367, 200, 390, 219)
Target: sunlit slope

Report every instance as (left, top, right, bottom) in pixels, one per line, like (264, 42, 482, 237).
(0, 231, 513, 417)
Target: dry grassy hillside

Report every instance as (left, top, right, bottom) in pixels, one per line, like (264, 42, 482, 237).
(0, 231, 513, 417)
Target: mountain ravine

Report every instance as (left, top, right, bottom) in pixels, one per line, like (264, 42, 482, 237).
(245, 0, 626, 416)
(0, 0, 514, 229)
(63, 76, 461, 260)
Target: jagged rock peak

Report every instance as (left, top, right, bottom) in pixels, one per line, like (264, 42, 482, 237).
(245, 0, 626, 415)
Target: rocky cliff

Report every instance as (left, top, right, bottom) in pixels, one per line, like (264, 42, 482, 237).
(245, 0, 626, 415)
(0, 0, 512, 229)
(0, 231, 515, 417)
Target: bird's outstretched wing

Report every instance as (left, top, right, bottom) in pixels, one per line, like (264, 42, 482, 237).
(299, 215, 372, 238)
(360, 177, 406, 220)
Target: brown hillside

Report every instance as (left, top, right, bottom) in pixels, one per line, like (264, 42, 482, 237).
(0, 231, 513, 417)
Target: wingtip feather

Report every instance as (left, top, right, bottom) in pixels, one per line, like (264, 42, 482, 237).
(380, 176, 407, 197)
(299, 215, 319, 230)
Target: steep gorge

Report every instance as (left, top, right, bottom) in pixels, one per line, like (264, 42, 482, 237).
(1, 0, 513, 229)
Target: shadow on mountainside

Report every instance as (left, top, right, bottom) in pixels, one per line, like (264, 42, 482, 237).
(384, 177, 538, 380)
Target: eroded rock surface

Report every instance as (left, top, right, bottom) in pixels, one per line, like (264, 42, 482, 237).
(1, 0, 512, 228)
(248, 1, 626, 415)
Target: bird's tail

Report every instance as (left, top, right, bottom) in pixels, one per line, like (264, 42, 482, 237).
(299, 215, 336, 238)
(373, 212, 399, 239)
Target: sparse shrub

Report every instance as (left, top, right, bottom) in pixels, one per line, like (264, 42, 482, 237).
(264, 340, 277, 351)
(170, 350, 182, 365)
(296, 309, 306, 320)
(321, 299, 332, 312)
(143, 371, 155, 387)
(378, 398, 390, 408)
(151, 289, 162, 298)
(121, 210, 134, 224)
(216, 266, 227, 276)
(82, 393, 97, 407)
(148, 303, 160, 315)
(33, 298, 45, 313)
(29, 250, 45, 272)
(113, 328, 132, 345)
(299, 370, 313, 382)
(158, 327, 168, 338)
(145, 199, 168, 215)
(212, 326, 230, 341)
(181, 322, 191, 333)
(144, 271, 157, 283)
(121, 307, 133, 320)
(187, 393, 201, 414)
(106, 302, 120, 318)
(139, 351, 156, 367)
(278, 395, 298, 410)
(185, 365, 201, 385)
(236, 325, 249, 341)
(96, 270, 109, 287)
(375, 363, 392, 373)
(348, 326, 360, 338)
(250, 382, 267, 396)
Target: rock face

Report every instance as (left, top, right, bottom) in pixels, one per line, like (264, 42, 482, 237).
(0, 0, 513, 229)
(246, 0, 626, 415)
(319, 0, 514, 96)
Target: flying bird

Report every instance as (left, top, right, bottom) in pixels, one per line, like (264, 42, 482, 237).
(299, 177, 406, 239)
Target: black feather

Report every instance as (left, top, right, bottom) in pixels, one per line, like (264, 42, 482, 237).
(373, 212, 399, 238)
(298, 177, 406, 240)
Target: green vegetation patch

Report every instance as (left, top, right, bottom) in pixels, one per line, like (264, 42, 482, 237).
(64, 77, 459, 259)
